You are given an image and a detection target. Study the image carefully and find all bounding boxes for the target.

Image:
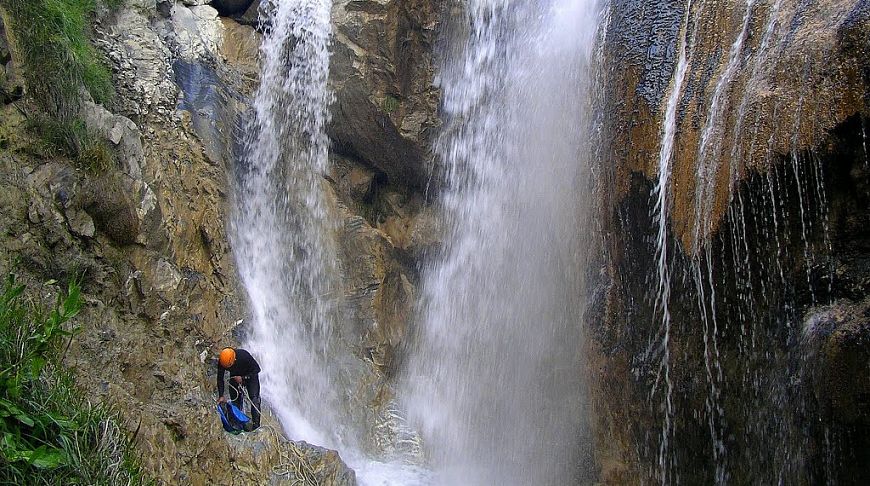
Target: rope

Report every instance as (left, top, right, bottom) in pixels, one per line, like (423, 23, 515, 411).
(272, 439, 323, 485)
(227, 379, 263, 416)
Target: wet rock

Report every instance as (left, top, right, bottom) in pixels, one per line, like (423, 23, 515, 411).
(405, 205, 442, 258)
(340, 166, 377, 202)
(330, 80, 428, 189)
(602, 0, 869, 249)
(804, 298, 870, 425)
(212, 0, 256, 16)
(218, 18, 261, 91)
(329, 0, 442, 189)
(371, 264, 415, 374)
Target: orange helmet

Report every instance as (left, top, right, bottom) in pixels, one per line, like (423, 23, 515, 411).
(219, 348, 236, 368)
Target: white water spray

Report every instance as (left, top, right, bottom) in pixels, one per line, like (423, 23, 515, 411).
(403, 1, 600, 484)
(229, 0, 345, 447)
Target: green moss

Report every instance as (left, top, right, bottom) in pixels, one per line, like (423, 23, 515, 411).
(382, 95, 401, 114)
(0, 273, 148, 484)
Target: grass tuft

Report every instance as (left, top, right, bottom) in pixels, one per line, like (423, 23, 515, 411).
(0, 0, 116, 117)
(26, 116, 114, 174)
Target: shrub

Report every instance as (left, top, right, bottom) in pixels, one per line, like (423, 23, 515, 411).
(0, 274, 147, 485)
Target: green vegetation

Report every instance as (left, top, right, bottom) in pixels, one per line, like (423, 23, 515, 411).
(382, 95, 401, 114)
(0, 274, 147, 485)
(0, 0, 121, 117)
(26, 116, 114, 174)
(0, 0, 122, 173)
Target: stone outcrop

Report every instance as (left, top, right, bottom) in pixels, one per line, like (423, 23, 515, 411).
(329, 0, 442, 190)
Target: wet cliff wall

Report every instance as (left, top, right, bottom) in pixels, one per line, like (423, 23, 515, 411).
(592, 0, 869, 483)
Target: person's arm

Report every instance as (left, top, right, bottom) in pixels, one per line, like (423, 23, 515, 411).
(217, 364, 226, 399)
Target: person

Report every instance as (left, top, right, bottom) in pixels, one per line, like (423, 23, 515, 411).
(217, 347, 261, 431)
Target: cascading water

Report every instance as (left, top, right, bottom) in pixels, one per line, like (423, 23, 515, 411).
(229, 0, 345, 447)
(651, 0, 695, 481)
(403, 1, 600, 484)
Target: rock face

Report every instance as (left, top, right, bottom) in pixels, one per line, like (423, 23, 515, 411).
(592, 0, 869, 483)
(0, 1, 363, 484)
(329, 0, 442, 190)
(601, 0, 867, 250)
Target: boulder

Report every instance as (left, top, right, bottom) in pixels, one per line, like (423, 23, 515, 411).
(80, 100, 144, 179)
(803, 298, 870, 425)
(78, 174, 141, 246)
(329, 80, 427, 189)
(211, 0, 256, 16)
(273, 441, 357, 485)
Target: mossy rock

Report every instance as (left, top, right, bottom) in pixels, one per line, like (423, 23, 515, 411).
(79, 173, 139, 246)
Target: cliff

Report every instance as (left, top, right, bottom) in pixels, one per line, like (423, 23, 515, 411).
(593, 0, 869, 483)
(1, 0, 867, 484)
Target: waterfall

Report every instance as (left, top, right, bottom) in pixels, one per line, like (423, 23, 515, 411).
(228, 0, 345, 447)
(651, 0, 695, 482)
(403, 1, 600, 484)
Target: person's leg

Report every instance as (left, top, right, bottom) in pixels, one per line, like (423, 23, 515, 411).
(245, 373, 261, 429)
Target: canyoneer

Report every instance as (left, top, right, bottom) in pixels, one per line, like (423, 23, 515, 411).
(217, 347, 262, 431)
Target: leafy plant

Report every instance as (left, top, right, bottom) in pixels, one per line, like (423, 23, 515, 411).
(0, 274, 147, 484)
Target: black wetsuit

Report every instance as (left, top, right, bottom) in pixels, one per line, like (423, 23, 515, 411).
(217, 348, 261, 429)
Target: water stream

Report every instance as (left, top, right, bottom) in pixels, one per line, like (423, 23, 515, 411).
(228, 0, 600, 483)
(651, 0, 696, 481)
(229, 0, 345, 450)
(403, 1, 600, 484)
